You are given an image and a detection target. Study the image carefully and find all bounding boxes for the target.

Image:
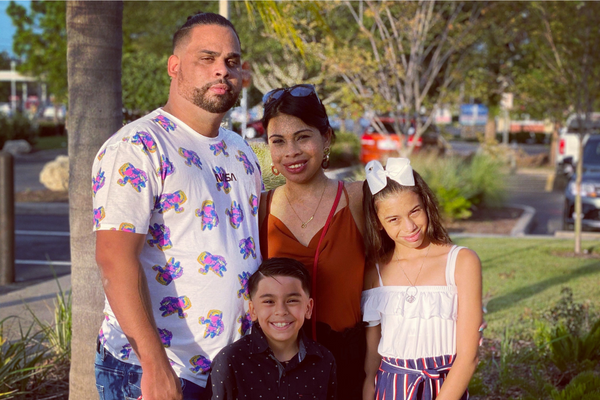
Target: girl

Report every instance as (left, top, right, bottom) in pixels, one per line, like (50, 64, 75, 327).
(259, 84, 366, 400)
(361, 158, 482, 400)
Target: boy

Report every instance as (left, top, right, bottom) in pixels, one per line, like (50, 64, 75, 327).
(209, 257, 337, 399)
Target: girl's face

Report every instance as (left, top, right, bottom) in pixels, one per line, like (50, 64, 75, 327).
(267, 113, 330, 184)
(375, 190, 429, 249)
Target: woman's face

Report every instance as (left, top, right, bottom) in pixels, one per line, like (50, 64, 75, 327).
(267, 113, 330, 183)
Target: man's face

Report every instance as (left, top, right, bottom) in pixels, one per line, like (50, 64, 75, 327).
(173, 24, 242, 114)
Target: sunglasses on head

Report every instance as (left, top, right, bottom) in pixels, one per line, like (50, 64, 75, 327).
(262, 84, 322, 106)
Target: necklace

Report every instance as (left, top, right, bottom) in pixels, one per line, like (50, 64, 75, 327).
(283, 182, 327, 229)
(395, 244, 431, 303)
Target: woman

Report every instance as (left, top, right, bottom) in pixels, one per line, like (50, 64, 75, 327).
(259, 84, 366, 399)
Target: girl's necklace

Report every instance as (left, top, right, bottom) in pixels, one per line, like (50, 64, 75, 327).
(283, 182, 327, 229)
(395, 244, 431, 303)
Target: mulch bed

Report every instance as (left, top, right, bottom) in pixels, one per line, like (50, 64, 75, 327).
(446, 207, 523, 235)
(15, 189, 69, 203)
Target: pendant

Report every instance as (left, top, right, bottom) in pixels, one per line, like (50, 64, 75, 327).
(301, 216, 314, 229)
(405, 286, 418, 303)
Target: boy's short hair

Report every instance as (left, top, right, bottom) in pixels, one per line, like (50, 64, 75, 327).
(248, 258, 311, 299)
(172, 12, 240, 52)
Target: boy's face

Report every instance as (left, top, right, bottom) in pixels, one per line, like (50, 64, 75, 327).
(249, 275, 313, 350)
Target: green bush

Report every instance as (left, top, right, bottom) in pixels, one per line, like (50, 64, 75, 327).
(550, 371, 600, 400)
(250, 142, 286, 191)
(330, 131, 360, 168)
(0, 113, 38, 149)
(410, 152, 506, 221)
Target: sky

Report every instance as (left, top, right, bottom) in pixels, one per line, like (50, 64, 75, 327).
(0, 0, 30, 57)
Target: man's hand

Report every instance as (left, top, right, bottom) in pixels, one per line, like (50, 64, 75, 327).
(139, 360, 182, 400)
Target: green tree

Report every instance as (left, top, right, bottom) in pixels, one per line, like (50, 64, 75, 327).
(66, 2, 123, 398)
(0, 51, 12, 102)
(7, 0, 68, 103)
(525, 1, 600, 253)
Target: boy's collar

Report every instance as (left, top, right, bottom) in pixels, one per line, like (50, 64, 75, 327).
(248, 322, 325, 360)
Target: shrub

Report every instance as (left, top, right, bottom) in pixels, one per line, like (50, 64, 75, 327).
(411, 152, 507, 221)
(250, 142, 286, 191)
(330, 131, 360, 168)
(550, 371, 600, 400)
(0, 113, 38, 149)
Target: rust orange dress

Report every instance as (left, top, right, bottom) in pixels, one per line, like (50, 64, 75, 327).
(260, 184, 366, 332)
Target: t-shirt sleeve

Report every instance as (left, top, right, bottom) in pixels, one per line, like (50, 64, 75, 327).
(209, 351, 234, 400)
(92, 140, 161, 233)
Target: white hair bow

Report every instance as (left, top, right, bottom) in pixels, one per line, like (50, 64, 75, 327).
(365, 158, 415, 194)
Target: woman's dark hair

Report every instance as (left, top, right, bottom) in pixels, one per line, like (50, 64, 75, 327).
(261, 88, 335, 143)
(172, 12, 240, 52)
(363, 170, 451, 264)
(248, 257, 311, 299)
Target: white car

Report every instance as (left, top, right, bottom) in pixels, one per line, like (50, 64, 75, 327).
(556, 113, 600, 178)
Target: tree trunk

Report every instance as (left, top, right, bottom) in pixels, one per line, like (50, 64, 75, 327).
(67, 2, 123, 398)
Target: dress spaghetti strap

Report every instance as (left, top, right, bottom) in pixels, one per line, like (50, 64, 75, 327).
(445, 245, 464, 287)
(375, 263, 384, 287)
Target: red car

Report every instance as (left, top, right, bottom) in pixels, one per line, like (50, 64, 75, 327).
(360, 118, 425, 164)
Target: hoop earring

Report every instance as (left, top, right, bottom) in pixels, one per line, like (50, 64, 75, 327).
(271, 163, 280, 176)
(321, 147, 331, 169)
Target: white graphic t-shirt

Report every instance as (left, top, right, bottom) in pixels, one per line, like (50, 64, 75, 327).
(92, 108, 262, 386)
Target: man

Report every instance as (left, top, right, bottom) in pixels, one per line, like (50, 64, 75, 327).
(92, 13, 262, 400)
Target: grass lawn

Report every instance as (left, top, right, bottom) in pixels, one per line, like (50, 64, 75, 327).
(453, 237, 600, 340)
(34, 135, 68, 151)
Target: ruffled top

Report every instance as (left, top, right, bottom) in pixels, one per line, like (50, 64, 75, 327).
(361, 245, 464, 359)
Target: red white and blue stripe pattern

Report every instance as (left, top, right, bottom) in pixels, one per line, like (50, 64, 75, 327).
(374, 355, 468, 400)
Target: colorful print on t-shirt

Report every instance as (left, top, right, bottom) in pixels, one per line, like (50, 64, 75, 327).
(92, 169, 105, 197)
(147, 223, 173, 251)
(117, 163, 148, 192)
(131, 130, 157, 155)
(152, 257, 183, 286)
(178, 147, 203, 170)
(237, 312, 252, 335)
(93, 206, 105, 229)
(235, 150, 255, 175)
(155, 190, 187, 214)
(158, 155, 175, 181)
(196, 200, 219, 231)
(210, 140, 229, 157)
(213, 166, 232, 194)
(225, 200, 244, 229)
(249, 194, 259, 217)
(120, 343, 133, 360)
(237, 271, 251, 300)
(160, 295, 191, 318)
(189, 355, 211, 374)
(158, 327, 173, 348)
(153, 115, 177, 132)
(199, 310, 224, 338)
(239, 237, 257, 260)
(197, 251, 227, 277)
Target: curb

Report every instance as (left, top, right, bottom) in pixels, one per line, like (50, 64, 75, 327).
(508, 203, 536, 237)
(15, 202, 69, 216)
(554, 230, 600, 240)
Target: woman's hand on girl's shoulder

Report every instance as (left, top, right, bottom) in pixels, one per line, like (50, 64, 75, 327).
(347, 180, 366, 235)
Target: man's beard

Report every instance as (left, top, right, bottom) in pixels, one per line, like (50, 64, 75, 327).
(178, 72, 240, 114)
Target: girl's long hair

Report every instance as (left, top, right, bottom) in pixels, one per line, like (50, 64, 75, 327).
(363, 170, 451, 264)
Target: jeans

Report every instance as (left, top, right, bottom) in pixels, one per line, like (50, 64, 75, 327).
(95, 341, 206, 400)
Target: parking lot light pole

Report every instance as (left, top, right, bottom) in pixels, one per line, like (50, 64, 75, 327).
(0, 151, 15, 285)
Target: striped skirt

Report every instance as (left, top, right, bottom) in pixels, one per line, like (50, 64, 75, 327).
(374, 355, 468, 400)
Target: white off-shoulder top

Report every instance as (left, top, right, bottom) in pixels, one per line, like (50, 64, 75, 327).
(361, 245, 464, 360)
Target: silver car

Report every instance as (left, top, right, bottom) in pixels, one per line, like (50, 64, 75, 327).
(563, 135, 600, 230)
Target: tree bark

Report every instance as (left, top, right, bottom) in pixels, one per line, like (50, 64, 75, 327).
(67, 2, 123, 398)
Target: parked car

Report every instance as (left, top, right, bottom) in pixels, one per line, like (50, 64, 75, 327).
(232, 120, 266, 142)
(563, 135, 600, 230)
(359, 117, 443, 164)
(555, 113, 600, 179)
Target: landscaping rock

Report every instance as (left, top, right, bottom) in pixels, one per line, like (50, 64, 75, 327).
(2, 139, 32, 155)
(39, 155, 69, 191)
